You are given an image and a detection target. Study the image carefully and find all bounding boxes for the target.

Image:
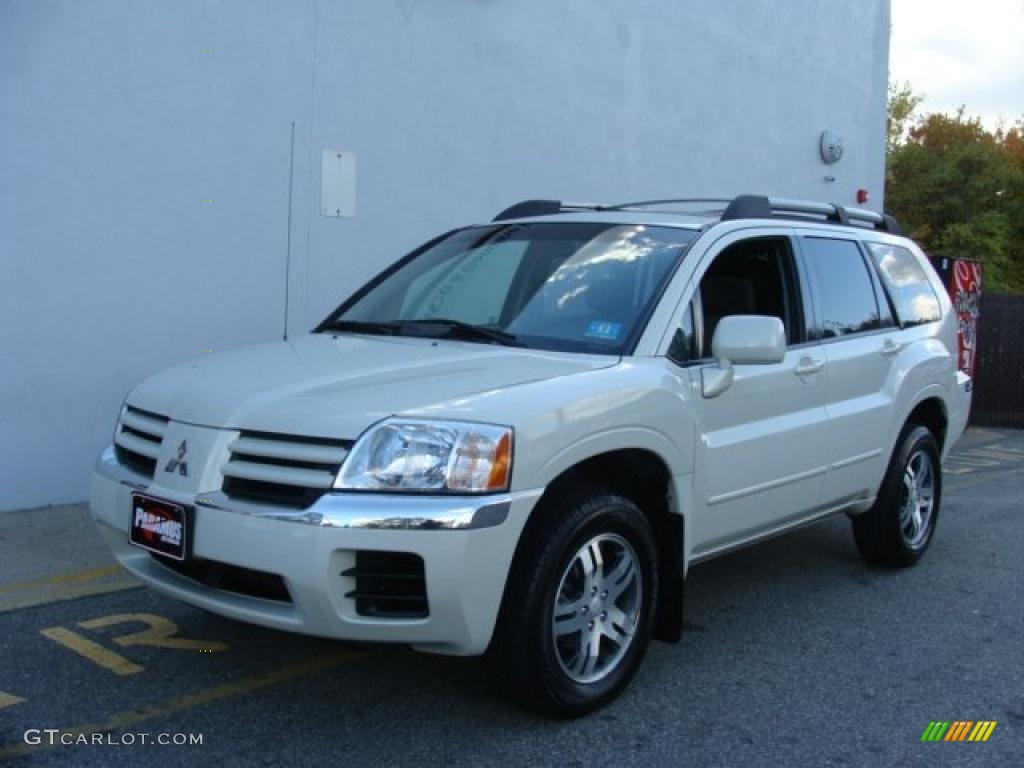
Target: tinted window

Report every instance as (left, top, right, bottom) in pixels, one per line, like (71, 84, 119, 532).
(698, 237, 803, 356)
(668, 302, 697, 363)
(867, 243, 942, 327)
(802, 238, 881, 339)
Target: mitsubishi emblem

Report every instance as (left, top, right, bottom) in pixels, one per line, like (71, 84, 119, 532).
(164, 439, 189, 477)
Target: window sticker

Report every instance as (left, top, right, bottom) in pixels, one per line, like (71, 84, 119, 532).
(585, 320, 623, 341)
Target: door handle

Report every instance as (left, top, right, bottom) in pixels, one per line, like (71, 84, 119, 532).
(881, 339, 903, 356)
(794, 357, 824, 376)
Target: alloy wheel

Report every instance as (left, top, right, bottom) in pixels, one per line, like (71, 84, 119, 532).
(551, 533, 642, 684)
(899, 448, 935, 549)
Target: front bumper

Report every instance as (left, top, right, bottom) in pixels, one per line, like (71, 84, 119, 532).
(90, 447, 541, 655)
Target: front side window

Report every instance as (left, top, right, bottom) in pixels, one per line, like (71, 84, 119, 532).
(802, 237, 881, 339)
(866, 242, 942, 327)
(696, 236, 804, 358)
(321, 222, 696, 354)
(668, 302, 697, 363)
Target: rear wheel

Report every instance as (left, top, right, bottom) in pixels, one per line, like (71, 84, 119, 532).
(485, 485, 658, 716)
(852, 424, 942, 566)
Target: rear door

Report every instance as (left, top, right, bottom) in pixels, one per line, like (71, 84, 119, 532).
(798, 235, 900, 504)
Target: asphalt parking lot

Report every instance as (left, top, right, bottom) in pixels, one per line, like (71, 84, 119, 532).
(1, 428, 1021, 767)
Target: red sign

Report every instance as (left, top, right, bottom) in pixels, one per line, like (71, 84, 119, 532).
(951, 260, 982, 376)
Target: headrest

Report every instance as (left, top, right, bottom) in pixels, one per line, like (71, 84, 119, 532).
(701, 276, 757, 316)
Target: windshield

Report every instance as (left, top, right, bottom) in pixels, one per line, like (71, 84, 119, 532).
(319, 222, 697, 354)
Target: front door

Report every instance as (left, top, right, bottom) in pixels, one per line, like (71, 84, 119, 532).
(684, 231, 829, 558)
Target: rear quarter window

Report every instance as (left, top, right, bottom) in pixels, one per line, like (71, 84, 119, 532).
(866, 243, 942, 327)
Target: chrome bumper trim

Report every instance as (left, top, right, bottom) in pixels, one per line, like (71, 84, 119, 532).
(96, 445, 521, 530)
(195, 490, 513, 530)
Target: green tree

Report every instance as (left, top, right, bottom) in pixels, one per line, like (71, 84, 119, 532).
(887, 80, 923, 153)
(885, 89, 1024, 294)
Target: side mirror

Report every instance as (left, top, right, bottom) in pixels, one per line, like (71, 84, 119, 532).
(701, 315, 786, 398)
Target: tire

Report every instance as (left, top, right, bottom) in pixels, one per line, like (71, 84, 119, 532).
(851, 424, 942, 567)
(484, 484, 658, 717)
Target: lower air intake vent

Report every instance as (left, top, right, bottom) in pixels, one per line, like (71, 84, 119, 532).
(343, 551, 428, 619)
(151, 553, 291, 603)
(221, 431, 353, 508)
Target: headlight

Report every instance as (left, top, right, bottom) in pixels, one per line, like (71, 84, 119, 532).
(335, 419, 513, 493)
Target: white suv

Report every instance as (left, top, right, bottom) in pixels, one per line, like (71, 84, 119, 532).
(91, 195, 971, 715)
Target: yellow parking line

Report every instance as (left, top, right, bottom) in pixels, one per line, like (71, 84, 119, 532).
(39, 627, 145, 676)
(966, 448, 1023, 461)
(948, 456, 999, 466)
(0, 564, 141, 613)
(0, 565, 123, 594)
(0, 649, 367, 759)
(0, 577, 142, 614)
(944, 469, 1013, 494)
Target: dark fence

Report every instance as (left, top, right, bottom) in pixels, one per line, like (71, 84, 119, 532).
(971, 293, 1024, 428)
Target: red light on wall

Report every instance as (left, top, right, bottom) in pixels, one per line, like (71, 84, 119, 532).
(856, 189, 869, 204)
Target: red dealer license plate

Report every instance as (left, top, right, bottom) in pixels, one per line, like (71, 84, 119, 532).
(130, 493, 189, 561)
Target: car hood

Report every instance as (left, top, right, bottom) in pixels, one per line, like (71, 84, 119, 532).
(127, 333, 617, 439)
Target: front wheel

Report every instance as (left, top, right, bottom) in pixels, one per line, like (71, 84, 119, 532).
(485, 486, 658, 716)
(852, 424, 942, 567)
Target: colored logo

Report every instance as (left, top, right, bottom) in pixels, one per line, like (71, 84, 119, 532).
(921, 721, 997, 742)
(585, 320, 623, 341)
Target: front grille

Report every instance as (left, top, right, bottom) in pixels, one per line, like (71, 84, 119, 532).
(113, 406, 169, 478)
(151, 553, 291, 603)
(343, 551, 429, 619)
(221, 431, 353, 508)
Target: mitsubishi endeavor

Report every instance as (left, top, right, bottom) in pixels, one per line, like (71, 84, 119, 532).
(91, 195, 971, 715)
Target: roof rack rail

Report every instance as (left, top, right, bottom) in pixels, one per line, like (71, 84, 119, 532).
(492, 199, 602, 222)
(722, 195, 903, 234)
(601, 197, 733, 211)
(492, 194, 903, 234)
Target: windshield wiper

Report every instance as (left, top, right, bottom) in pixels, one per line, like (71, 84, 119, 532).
(319, 319, 403, 336)
(398, 318, 523, 347)
(321, 317, 522, 347)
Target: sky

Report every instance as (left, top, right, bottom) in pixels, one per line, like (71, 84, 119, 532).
(889, 0, 1024, 129)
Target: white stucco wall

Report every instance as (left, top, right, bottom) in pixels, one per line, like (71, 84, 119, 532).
(0, 0, 890, 511)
